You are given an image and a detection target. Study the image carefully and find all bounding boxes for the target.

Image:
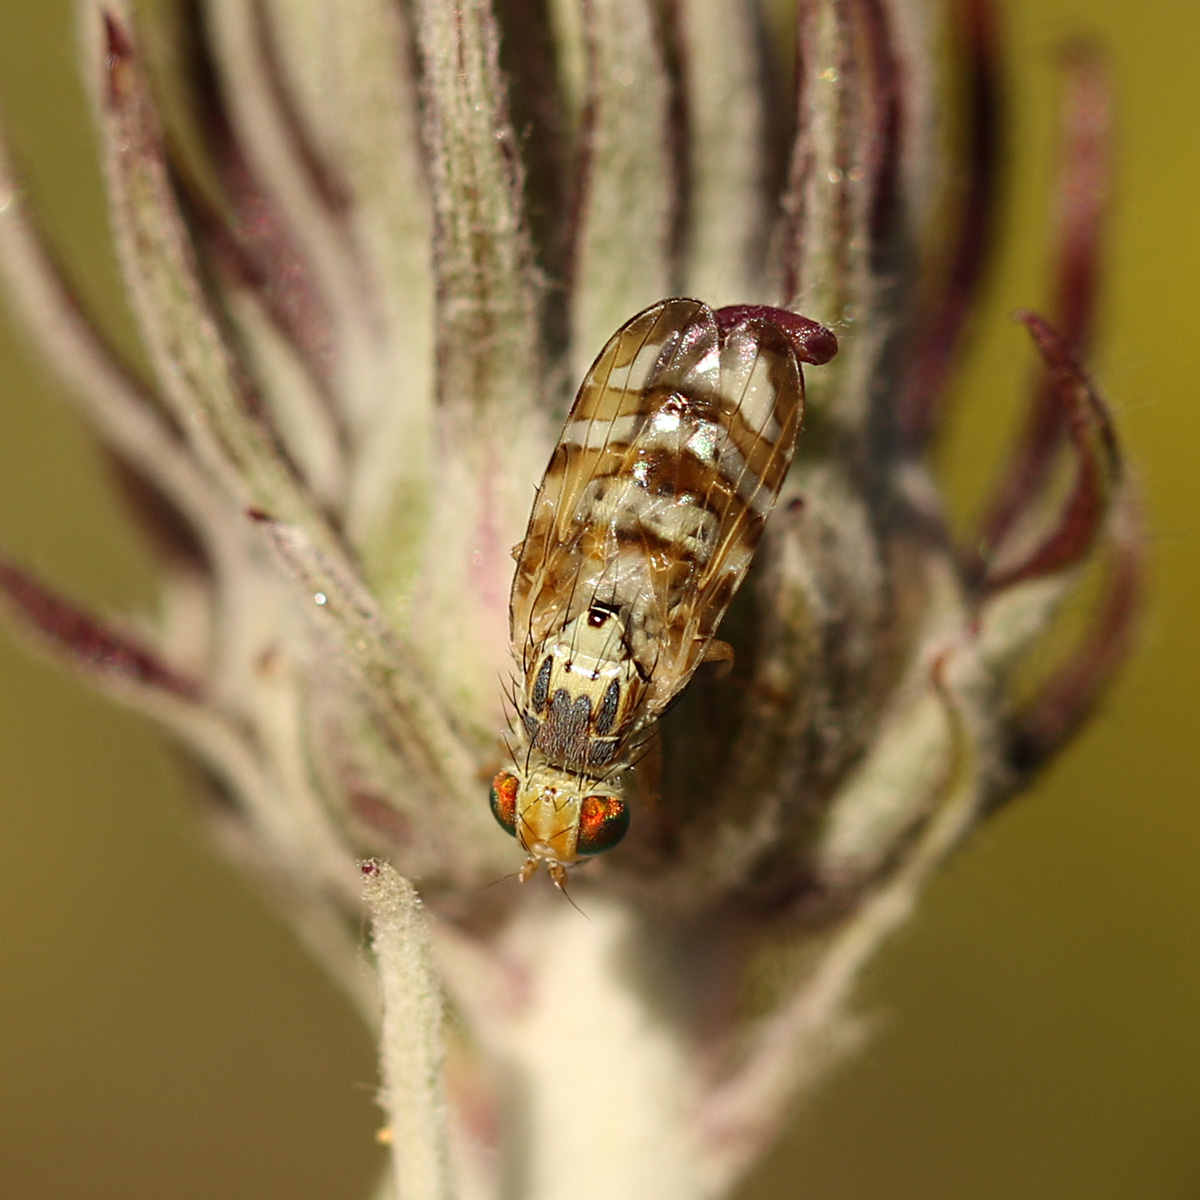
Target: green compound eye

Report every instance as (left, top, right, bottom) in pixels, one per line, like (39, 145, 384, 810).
(575, 794, 629, 856)
(490, 771, 519, 838)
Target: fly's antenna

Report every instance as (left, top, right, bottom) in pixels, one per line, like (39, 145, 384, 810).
(477, 869, 524, 891)
(552, 872, 591, 920)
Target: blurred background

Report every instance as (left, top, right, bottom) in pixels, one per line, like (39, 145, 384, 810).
(0, 1, 1195, 1197)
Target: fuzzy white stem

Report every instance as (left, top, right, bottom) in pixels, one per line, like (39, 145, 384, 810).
(491, 896, 706, 1200)
(362, 861, 453, 1200)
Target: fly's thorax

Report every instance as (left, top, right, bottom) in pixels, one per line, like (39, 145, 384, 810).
(520, 605, 648, 769)
(489, 759, 631, 873)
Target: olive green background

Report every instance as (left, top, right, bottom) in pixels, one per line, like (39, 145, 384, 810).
(0, 1, 1195, 1197)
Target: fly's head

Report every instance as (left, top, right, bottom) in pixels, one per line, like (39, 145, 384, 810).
(489, 762, 630, 887)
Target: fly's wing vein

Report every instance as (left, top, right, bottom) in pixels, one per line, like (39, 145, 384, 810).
(509, 298, 715, 669)
(510, 301, 806, 719)
(639, 315, 805, 712)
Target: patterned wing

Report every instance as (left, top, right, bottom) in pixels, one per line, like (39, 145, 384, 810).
(510, 298, 824, 713)
(632, 307, 813, 710)
(510, 299, 718, 663)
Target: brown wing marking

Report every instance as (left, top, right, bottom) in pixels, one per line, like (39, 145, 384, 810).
(509, 300, 808, 717)
(639, 314, 805, 711)
(509, 298, 720, 667)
